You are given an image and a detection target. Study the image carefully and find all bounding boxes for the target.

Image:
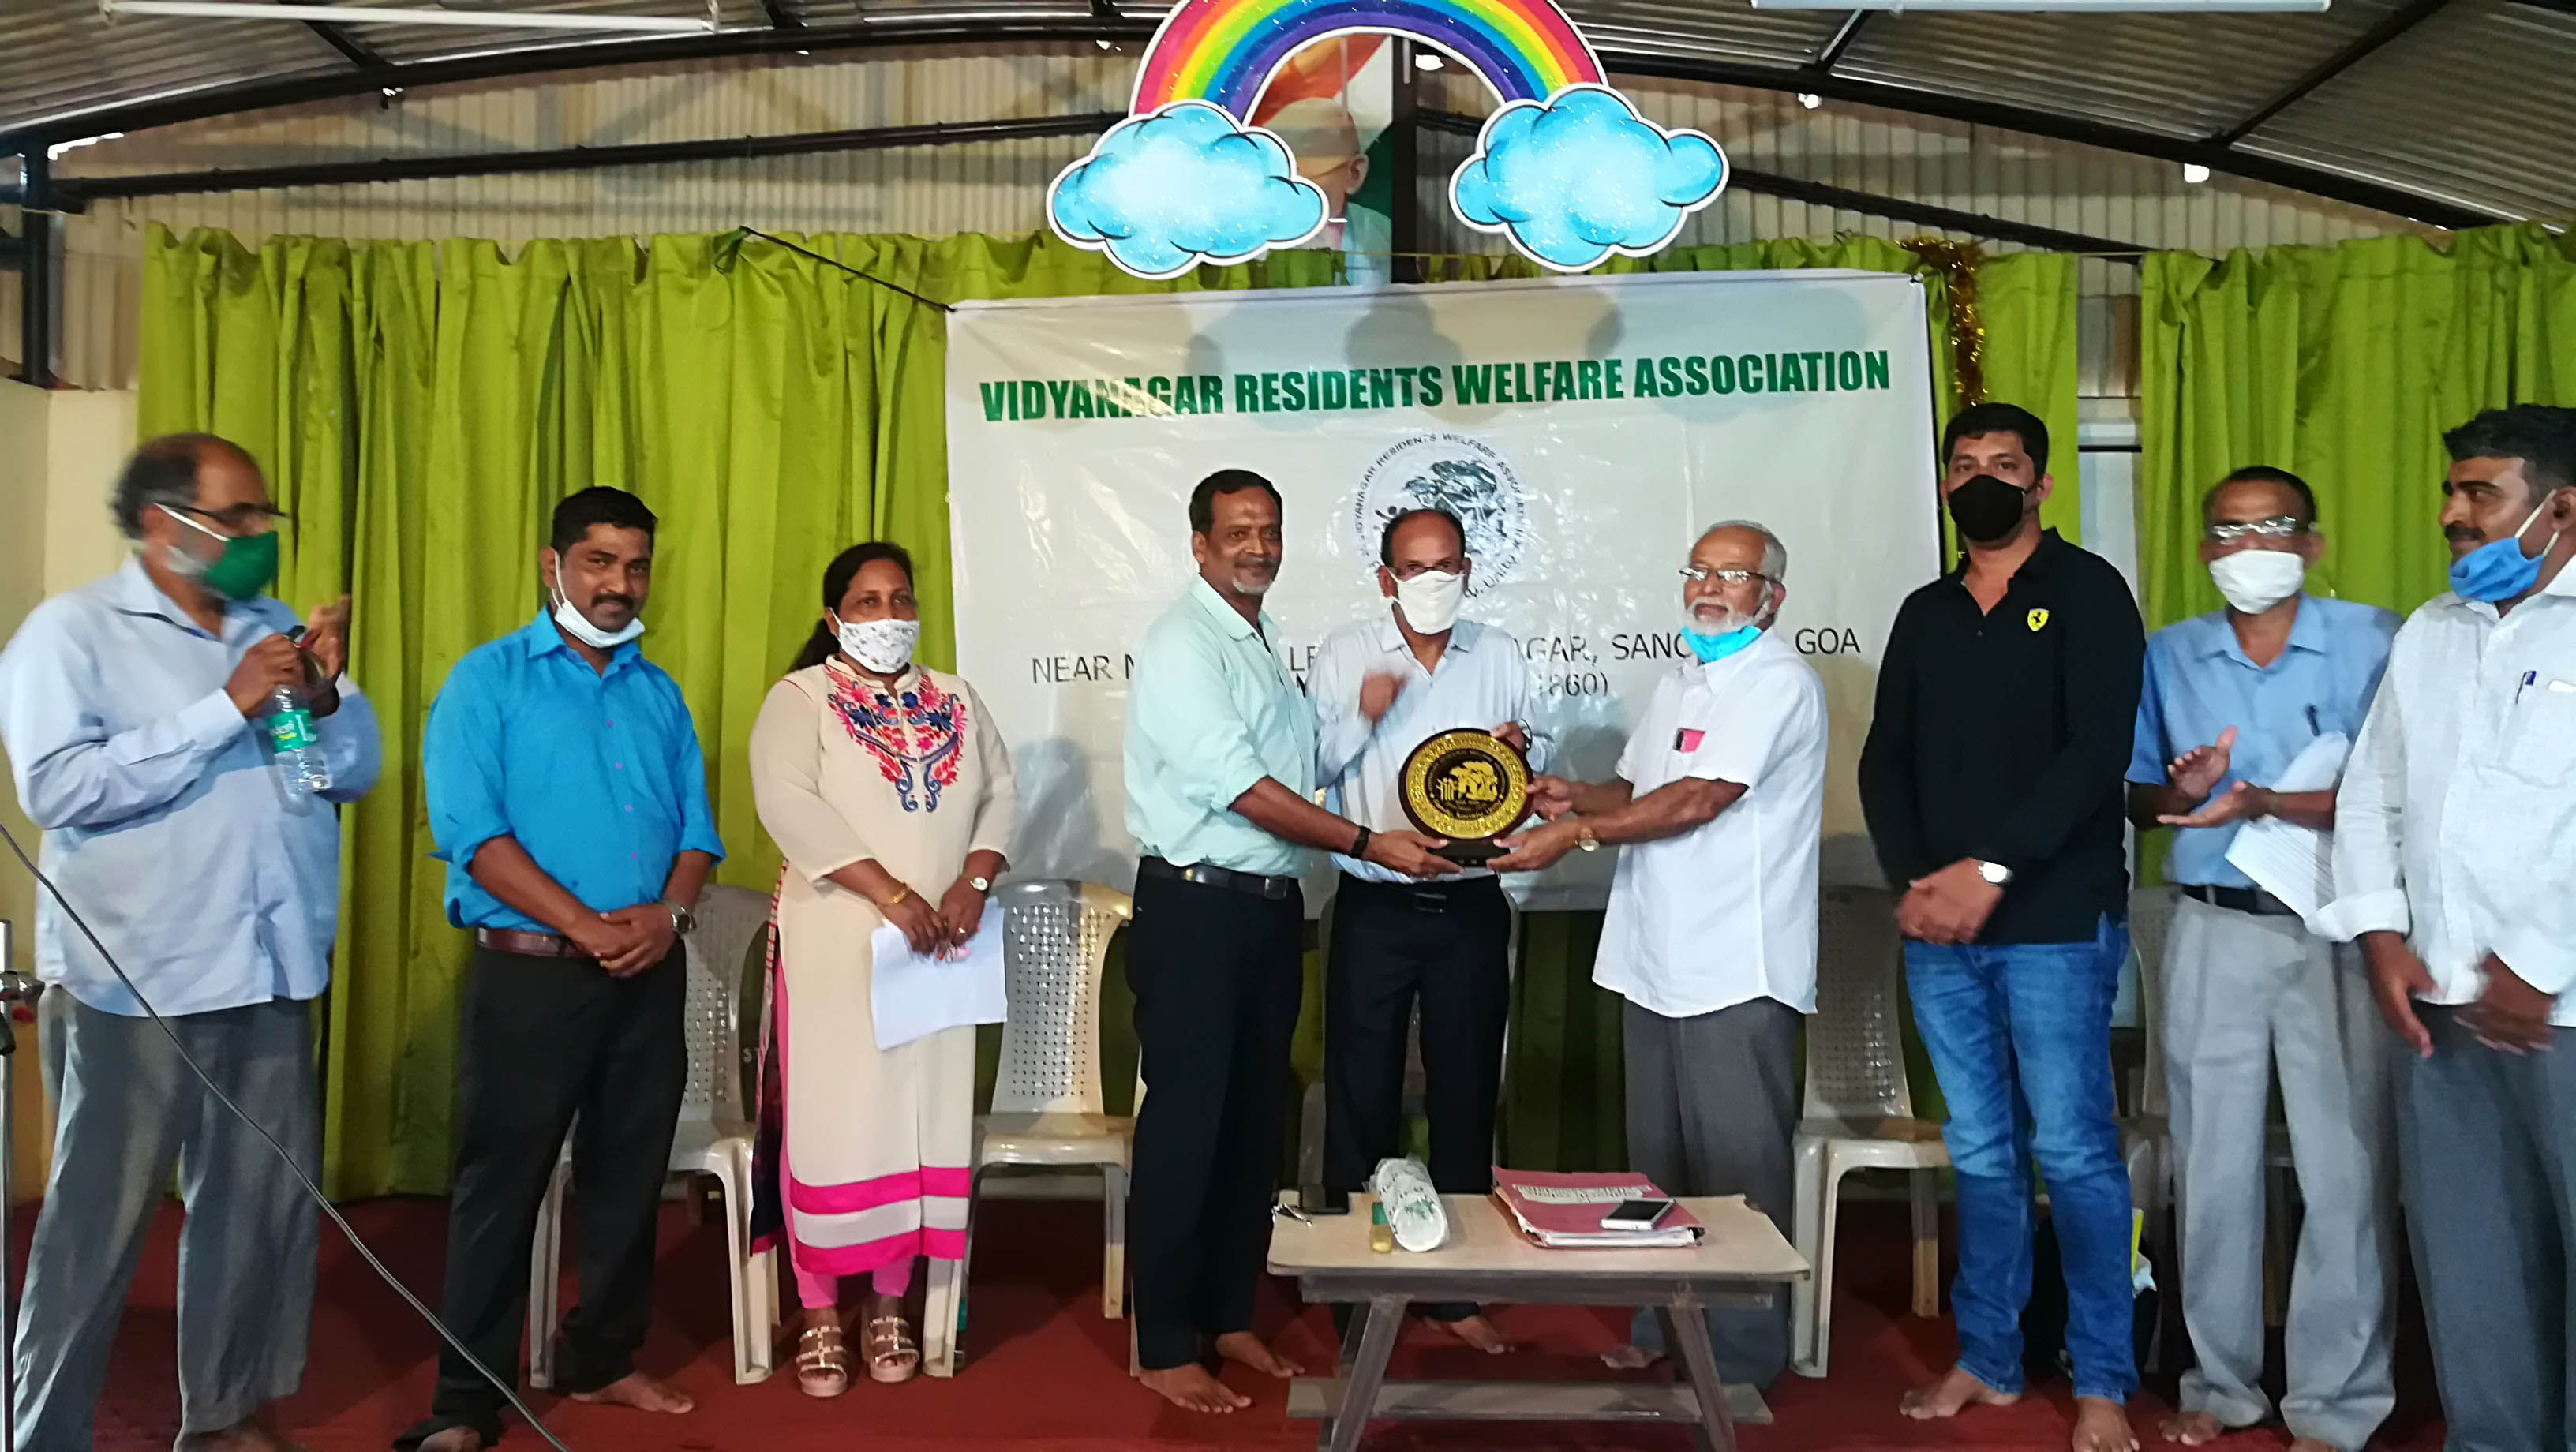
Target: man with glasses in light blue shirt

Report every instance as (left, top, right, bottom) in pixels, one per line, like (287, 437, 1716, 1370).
(1122, 469, 1454, 1415)
(2126, 466, 2397, 1452)
(0, 434, 381, 1452)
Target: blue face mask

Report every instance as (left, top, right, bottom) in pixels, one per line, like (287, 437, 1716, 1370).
(2449, 495, 2563, 603)
(1683, 624, 1761, 663)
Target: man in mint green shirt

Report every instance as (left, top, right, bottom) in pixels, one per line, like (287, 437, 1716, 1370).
(1123, 469, 1452, 1413)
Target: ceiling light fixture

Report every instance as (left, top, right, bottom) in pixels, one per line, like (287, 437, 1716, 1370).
(1796, 92, 1822, 108)
(101, 0, 719, 32)
(2181, 162, 2212, 183)
(1414, 51, 1444, 70)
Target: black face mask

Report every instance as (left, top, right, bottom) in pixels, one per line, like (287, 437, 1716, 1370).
(1945, 473, 2029, 546)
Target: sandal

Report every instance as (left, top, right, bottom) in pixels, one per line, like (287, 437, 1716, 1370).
(796, 1323, 851, 1398)
(863, 1313, 920, 1384)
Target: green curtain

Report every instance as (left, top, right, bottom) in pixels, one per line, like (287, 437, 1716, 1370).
(136, 223, 2069, 1195)
(2138, 226, 2576, 632)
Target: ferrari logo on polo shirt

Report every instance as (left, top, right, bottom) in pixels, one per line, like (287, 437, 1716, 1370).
(2027, 608, 2050, 632)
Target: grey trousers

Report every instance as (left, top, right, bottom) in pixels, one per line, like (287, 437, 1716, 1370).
(2162, 897, 2396, 1450)
(12, 995, 320, 1451)
(1621, 994, 1799, 1389)
(2398, 1007, 2576, 1452)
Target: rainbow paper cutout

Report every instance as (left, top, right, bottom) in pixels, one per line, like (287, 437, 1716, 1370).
(1136, 0, 1604, 120)
(1046, 0, 1726, 277)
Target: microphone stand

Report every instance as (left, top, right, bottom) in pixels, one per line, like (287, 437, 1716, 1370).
(0, 919, 40, 1452)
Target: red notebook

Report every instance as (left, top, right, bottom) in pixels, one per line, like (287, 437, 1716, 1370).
(1492, 1169, 1705, 1248)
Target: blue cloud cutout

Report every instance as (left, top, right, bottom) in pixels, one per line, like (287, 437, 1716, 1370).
(1048, 103, 1328, 280)
(1451, 86, 1729, 272)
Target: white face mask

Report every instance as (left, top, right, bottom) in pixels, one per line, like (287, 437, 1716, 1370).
(1391, 569, 1466, 635)
(836, 615, 921, 675)
(550, 586, 645, 649)
(2207, 548, 2305, 616)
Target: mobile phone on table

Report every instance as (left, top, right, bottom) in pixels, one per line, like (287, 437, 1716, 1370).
(1298, 1183, 1352, 1216)
(1601, 1196, 1674, 1229)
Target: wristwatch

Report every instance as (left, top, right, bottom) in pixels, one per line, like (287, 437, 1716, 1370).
(1577, 825, 1601, 853)
(663, 900, 697, 937)
(968, 874, 993, 893)
(1974, 860, 2014, 887)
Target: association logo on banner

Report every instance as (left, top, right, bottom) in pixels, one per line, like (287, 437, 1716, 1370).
(1352, 433, 1531, 595)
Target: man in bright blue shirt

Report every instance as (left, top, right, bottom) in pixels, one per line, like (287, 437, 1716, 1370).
(0, 433, 380, 1452)
(2125, 466, 2398, 1452)
(1122, 469, 1451, 1413)
(402, 487, 720, 1452)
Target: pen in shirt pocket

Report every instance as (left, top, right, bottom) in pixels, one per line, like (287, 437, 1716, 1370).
(2518, 669, 2537, 703)
(2305, 704, 2320, 736)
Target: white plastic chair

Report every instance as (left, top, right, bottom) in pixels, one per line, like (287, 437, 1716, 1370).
(922, 879, 1134, 1379)
(1790, 885, 1949, 1378)
(526, 882, 779, 1387)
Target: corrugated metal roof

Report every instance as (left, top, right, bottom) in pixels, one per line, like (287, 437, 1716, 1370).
(1, 0, 2567, 223)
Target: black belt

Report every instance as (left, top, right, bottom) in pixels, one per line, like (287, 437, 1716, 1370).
(1138, 855, 1298, 901)
(1338, 871, 1501, 914)
(2182, 884, 2300, 917)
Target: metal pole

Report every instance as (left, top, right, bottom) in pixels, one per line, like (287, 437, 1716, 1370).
(0, 918, 37, 1450)
(1388, 39, 1421, 286)
(15, 153, 54, 390)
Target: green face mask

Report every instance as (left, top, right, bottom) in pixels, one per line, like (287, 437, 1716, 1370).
(161, 505, 281, 603)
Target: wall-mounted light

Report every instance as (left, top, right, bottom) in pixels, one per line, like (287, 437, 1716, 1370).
(1414, 51, 1444, 71)
(2181, 163, 2212, 184)
(1796, 92, 1822, 109)
(101, 1, 720, 32)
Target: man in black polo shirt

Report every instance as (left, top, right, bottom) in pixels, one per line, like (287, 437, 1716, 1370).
(1859, 402, 2146, 1452)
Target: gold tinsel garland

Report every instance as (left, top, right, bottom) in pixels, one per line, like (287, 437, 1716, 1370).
(1900, 237, 1987, 410)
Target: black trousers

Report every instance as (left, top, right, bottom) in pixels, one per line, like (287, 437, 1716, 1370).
(396, 944, 687, 1448)
(1323, 873, 1511, 1323)
(1127, 870, 1305, 1372)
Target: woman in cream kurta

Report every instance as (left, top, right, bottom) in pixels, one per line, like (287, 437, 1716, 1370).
(747, 542, 1016, 1394)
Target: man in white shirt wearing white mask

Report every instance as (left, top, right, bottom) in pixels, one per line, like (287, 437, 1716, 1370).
(2125, 467, 2398, 1452)
(1309, 506, 1544, 1354)
(1491, 521, 1825, 1390)
(2324, 405, 2576, 1452)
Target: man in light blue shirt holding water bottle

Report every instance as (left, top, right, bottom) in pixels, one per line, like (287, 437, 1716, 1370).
(0, 433, 381, 1452)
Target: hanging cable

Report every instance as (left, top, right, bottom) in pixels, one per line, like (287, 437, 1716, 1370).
(0, 818, 576, 1452)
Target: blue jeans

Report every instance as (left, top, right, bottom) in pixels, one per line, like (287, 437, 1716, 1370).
(1905, 913, 2136, 1404)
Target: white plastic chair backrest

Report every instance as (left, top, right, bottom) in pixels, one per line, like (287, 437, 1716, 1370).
(680, 882, 769, 1129)
(1803, 885, 1913, 1123)
(991, 879, 1133, 1117)
(2128, 885, 2179, 1117)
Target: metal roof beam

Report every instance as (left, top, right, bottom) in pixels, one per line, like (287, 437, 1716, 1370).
(1423, 106, 2143, 254)
(759, 0, 799, 30)
(0, 17, 2499, 229)
(47, 111, 1127, 205)
(1807, 11, 1872, 76)
(2207, 0, 2450, 147)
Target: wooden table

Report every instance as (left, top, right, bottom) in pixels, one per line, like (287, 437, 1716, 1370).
(1268, 1192, 1810, 1452)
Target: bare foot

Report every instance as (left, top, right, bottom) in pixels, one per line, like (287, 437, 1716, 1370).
(1432, 1313, 1515, 1355)
(409, 1432, 481, 1452)
(2072, 1397, 2140, 1452)
(179, 1423, 313, 1452)
(1138, 1363, 1252, 1413)
(1599, 1343, 1664, 1371)
(1899, 1365, 2022, 1420)
(570, 1371, 695, 1415)
(1212, 1330, 1301, 1379)
(2286, 1440, 2339, 1452)
(2159, 1411, 2225, 1446)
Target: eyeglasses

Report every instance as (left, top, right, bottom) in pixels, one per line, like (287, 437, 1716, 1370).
(2204, 515, 2307, 544)
(170, 503, 293, 533)
(1679, 567, 1774, 587)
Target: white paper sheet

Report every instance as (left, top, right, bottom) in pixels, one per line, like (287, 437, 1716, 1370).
(2223, 732, 2349, 930)
(870, 900, 1008, 1052)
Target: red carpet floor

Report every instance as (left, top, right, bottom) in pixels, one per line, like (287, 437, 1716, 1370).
(53, 1197, 2448, 1452)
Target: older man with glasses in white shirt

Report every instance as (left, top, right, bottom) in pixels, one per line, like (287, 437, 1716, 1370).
(2324, 404, 2576, 1452)
(1492, 520, 1827, 1391)
(1309, 506, 1547, 1355)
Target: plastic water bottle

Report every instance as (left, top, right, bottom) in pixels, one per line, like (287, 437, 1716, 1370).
(265, 683, 332, 797)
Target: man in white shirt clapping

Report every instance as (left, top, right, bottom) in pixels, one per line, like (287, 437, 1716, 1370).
(1310, 507, 1545, 1354)
(1492, 521, 1827, 1390)
(2324, 405, 2576, 1451)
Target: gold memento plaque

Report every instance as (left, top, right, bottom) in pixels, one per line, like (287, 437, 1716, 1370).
(1398, 728, 1533, 865)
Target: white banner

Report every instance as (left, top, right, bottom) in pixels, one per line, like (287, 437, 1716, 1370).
(946, 271, 1940, 910)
